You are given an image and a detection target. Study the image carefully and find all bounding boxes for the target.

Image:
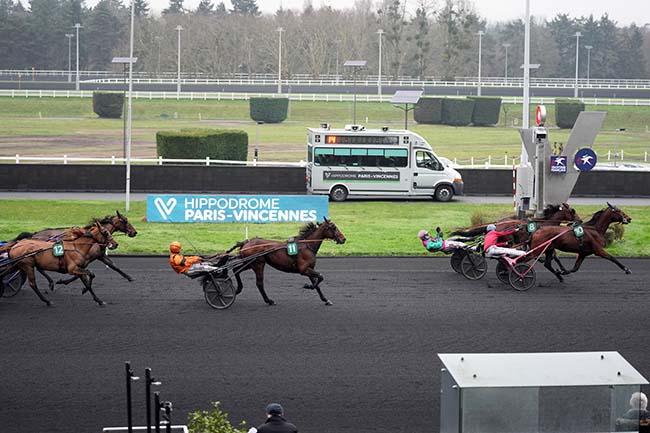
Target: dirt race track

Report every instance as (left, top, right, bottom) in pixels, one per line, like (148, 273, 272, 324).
(1, 256, 650, 433)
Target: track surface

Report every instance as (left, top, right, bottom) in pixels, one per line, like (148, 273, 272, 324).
(1, 256, 649, 433)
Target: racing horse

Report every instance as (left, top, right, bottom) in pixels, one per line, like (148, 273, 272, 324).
(229, 218, 346, 306)
(449, 203, 580, 243)
(8, 221, 118, 306)
(528, 203, 632, 282)
(27, 211, 138, 285)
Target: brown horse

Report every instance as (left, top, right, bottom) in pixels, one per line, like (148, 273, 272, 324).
(528, 203, 632, 282)
(8, 221, 118, 306)
(450, 203, 580, 244)
(28, 211, 137, 284)
(230, 218, 346, 306)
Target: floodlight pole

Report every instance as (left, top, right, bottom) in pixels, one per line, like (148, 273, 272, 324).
(334, 40, 340, 84)
(477, 30, 484, 96)
(521, 0, 530, 152)
(377, 29, 384, 97)
(73, 23, 82, 91)
(176, 25, 183, 97)
(585, 45, 593, 86)
(65, 34, 74, 83)
(574, 31, 582, 98)
(503, 43, 510, 81)
(277, 27, 284, 94)
(126, 0, 135, 212)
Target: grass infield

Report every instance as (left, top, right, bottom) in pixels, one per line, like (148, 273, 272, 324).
(0, 200, 648, 257)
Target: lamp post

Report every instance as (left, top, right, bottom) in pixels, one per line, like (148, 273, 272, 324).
(276, 27, 284, 94)
(477, 30, 484, 96)
(343, 60, 367, 124)
(574, 31, 582, 98)
(502, 42, 510, 82)
(334, 39, 340, 84)
(65, 33, 73, 83)
(73, 23, 82, 91)
(125, 0, 136, 212)
(377, 29, 384, 97)
(156, 36, 162, 78)
(175, 25, 183, 97)
(585, 45, 593, 86)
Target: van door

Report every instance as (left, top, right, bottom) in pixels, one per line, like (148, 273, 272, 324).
(412, 150, 446, 193)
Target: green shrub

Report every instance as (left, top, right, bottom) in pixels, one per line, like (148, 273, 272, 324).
(156, 129, 248, 161)
(188, 401, 248, 433)
(249, 97, 289, 123)
(92, 92, 124, 119)
(468, 97, 502, 126)
(441, 98, 475, 126)
(414, 98, 443, 124)
(555, 99, 585, 129)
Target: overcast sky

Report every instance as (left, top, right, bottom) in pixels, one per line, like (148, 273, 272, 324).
(110, 0, 650, 25)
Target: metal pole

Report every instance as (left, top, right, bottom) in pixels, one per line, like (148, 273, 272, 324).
(477, 31, 484, 96)
(335, 40, 340, 84)
(585, 45, 592, 86)
(154, 392, 161, 433)
(353, 69, 357, 124)
(123, 65, 127, 161)
(74, 23, 81, 91)
(522, 0, 530, 137)
(157, 37, 162, 78)
(377, 29, 383, 97)
(503, 43, 510, 81)
(66, 34, 73, 83)
(176, 25, 183, 97)
(125, 362, 139, 433)
(126, 0, 135, 212)
(277, 27, 283, 94)
(145, 368, 152, 433)
(574, 31, 581, 98)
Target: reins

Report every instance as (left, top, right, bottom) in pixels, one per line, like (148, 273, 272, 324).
(236, 238, 336, 254)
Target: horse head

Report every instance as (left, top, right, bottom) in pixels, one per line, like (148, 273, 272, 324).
(606, 203, 632, 225)
(547, 203, 581, 223)
(91, 221, 119, 250)
(321, 217, 346, 244)
(114, 210, 138, 237)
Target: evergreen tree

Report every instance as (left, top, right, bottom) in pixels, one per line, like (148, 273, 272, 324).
(196, 0, 213, 15)
(86, 0, 123, 69)
(379, 0, 407, 79)
(617, 24, 646, 78)
(547, 13, 577, 78)
(214, 1, 227, 15)
(162, 0, 183, 14)
(410, 0, 432, 79)
(437, 0, 479, 80)
(133, 0, 148, 17)
(27, 0, 65, 68)
(230, 0, 259, 16)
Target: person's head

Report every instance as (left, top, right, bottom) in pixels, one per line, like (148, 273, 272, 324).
(486, 224, 497, 233)
(418, 230, 429, 240)
(630, 392, 648, 410)
(265, 403, 283, 417)
(169, 241, 182, 253)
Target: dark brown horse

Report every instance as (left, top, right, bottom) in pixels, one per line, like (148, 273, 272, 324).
(8, 221, 118, 306)
(230, 218, 346, 306)
(528, 203, 632, 282)
(450, 203, 580, 243)
(28, 211, 137, 284)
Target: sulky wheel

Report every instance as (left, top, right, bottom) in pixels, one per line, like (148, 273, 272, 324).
(450, 250, 466, 274)
(2, 269, 26, 298)
(495, 259, 510, 285)
(508, 263, 536, 291)
(460, 253, 488, 280)
(203, 275, 237, 310)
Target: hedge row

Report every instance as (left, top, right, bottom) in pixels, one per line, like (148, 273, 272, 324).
(249, 97, 289, 123)
(156, 129, 248, 161)
(92, 92, 124, 119)
(555, 99, 585, 129)
(414, 97, 502, 126)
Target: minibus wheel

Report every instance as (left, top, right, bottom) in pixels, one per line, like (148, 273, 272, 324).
(329, 185, 349, 202)
(434, 184, 454, 202)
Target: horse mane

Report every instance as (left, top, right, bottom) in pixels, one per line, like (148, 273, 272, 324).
(297, 222, 318, 239)
(85, 215, 114, 228)
(542, 204, 562, 219)
(13, 231, 34, 241)
(584, 208, 606, 226)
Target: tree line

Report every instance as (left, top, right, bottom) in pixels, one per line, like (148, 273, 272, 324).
(1, 0, 649, 80)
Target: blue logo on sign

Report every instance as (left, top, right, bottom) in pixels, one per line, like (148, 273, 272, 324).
(550, 156, 568, 173)
(147, 195, 329, 223)
(574, 148, 598, 171)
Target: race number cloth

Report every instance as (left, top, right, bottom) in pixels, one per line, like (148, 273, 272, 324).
(147, 195, 328, 223)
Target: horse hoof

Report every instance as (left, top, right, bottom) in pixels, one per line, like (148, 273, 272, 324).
(266, 300, 276, 306)
(625, 268, 632, 274)
(46, 301, 53, 307)
(324, 300, 333, 306)
(127, 278, 135, 282)
(97, 301, 106, 306)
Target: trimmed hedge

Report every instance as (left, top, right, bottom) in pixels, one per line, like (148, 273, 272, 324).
(249, 97, 289, 123)
(555, 99, 585, 129)
(92, 92, 124, 119)
(414, 98, 444, 124)
(156, 129, 248, 161)
(441, 98, 475, 126)
(468, 96, 502, 126)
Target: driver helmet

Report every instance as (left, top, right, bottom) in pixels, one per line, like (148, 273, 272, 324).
(486, 224, 497, 233)
(418, 230, 429, 240)
(169, 241, 182, 253)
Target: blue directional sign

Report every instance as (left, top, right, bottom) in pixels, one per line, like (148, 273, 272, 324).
(147, 195, 329, 223)
(550, 156, 568, 173)
(574, 148, 598, 171)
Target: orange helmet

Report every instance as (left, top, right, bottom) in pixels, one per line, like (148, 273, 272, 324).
(169, 241, 182, 253)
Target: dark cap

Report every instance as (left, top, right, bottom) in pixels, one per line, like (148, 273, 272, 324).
(266, 403, 283, 415)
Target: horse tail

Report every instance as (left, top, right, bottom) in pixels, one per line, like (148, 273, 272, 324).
(12, 231, 33, 241)
(226, 240, 248, 254)
(449, 225, 487, 238)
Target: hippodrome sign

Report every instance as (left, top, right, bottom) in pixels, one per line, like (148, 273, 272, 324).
(147, 195, 328, 223)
